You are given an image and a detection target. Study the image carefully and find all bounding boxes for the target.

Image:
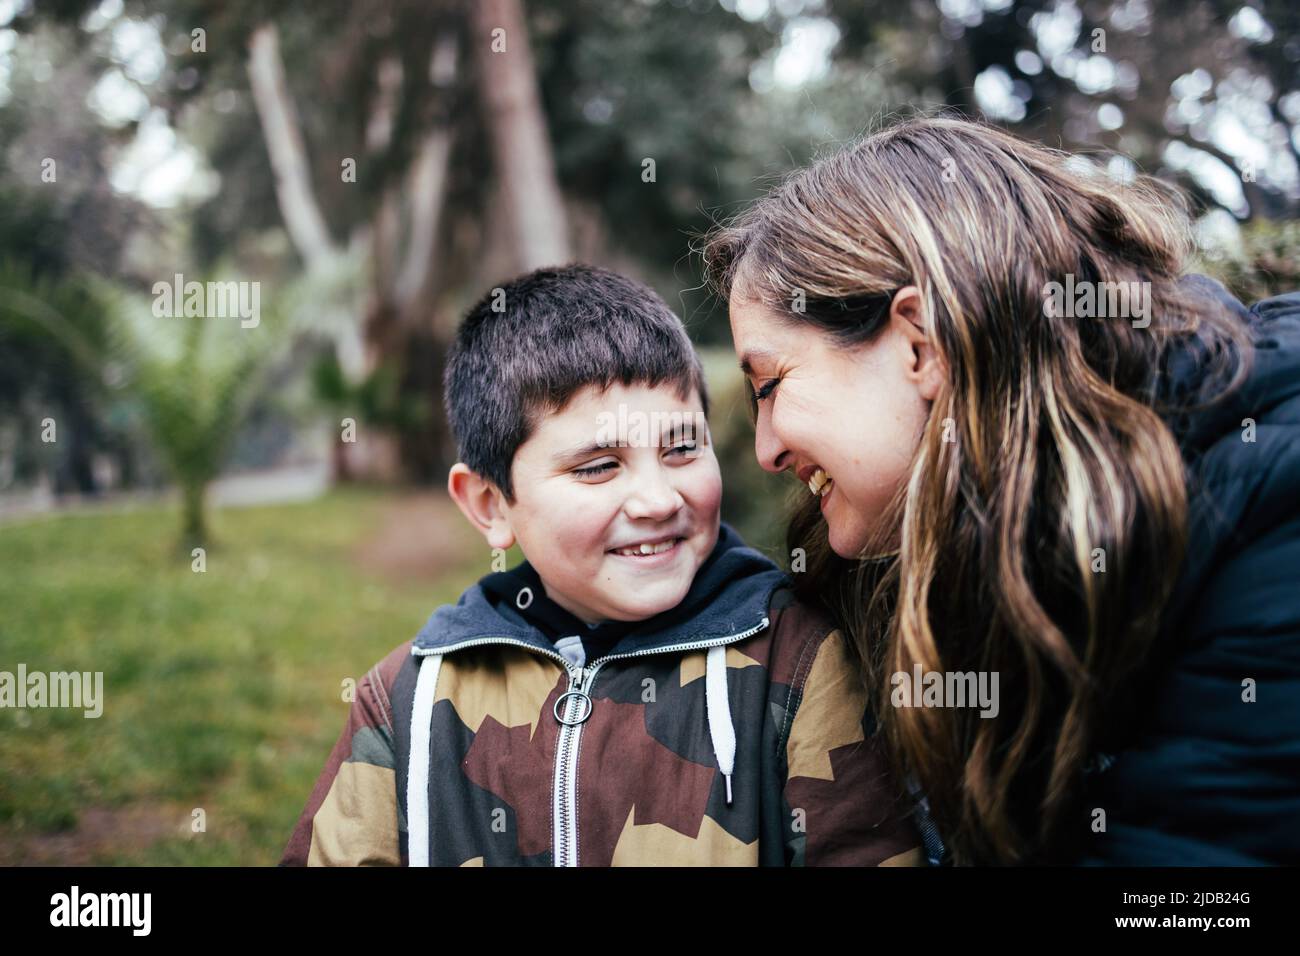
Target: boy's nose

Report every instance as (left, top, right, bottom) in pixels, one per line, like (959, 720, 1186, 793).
(623, 472, 684, 520)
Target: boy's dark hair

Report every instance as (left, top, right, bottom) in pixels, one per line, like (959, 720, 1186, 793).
(444, 263, 709, 501)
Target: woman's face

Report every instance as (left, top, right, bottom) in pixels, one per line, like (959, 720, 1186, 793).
(728, 276, 943, 558)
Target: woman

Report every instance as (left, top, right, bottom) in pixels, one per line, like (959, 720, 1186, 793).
(704, 115, 1300, 865)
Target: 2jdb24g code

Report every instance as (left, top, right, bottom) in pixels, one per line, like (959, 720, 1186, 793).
(1123, 892, 1250, 907)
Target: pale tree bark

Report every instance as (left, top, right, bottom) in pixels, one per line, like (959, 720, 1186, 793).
(363, 37, 458, 368)
(394, 127, 455, 313)
(472, 0, 570, 272)
(366, 53, 404, 305)
(247, 24, 338, 271)
(390, 35, 458, 317)
(245, 21, 457, 335)
(386, 35, 460, 483)
(243, 22, 464, 482)
(248, 22, 360, 481)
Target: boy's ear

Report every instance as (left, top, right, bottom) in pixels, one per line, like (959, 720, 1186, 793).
(447, 463, 515, 551)
(890, 285, 945, 402)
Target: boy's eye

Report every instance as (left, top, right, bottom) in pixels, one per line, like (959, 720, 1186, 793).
(668, 440, 700, 458)
(572, 460, 617, 478)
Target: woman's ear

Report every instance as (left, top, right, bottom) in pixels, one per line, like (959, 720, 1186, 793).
(447, 463, 516, 551)
(890, 285, 946, 402)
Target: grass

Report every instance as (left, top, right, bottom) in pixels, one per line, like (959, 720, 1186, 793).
(0, 488, 485, 865)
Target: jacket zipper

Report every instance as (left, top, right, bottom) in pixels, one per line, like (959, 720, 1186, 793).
(412, 616, 770, 867)
(552, 661, 597, 867)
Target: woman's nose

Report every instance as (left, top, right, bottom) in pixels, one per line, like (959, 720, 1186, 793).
(754, 410, 790, 474)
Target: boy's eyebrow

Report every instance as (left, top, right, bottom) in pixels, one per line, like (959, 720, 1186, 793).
(552, 441, 611, 467)
(662, 417, 705, 444)
(552, 417, 706, 466)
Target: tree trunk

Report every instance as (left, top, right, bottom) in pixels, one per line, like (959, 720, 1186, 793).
(394, 127, 455, 314)
(247, 24, 337, 271)
(181, 480, 207, 551)
(472, 0, 570, 272)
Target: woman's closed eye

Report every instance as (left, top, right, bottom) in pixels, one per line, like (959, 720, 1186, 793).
(752, 378, 780, 402)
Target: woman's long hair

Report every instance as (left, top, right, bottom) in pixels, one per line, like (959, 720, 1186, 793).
(703, 114, 1252, 864)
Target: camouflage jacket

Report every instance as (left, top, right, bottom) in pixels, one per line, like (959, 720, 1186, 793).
(280, 529, 923, 866)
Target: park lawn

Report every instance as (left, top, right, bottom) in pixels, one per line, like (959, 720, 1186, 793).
(0, 488, 485, 865)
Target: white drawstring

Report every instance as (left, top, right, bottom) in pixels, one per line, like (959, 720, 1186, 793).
(407, 653, 443, 867)
(704, 644, 737, 805)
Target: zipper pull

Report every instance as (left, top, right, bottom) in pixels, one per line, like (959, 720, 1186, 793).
(553, 665, 594, 726)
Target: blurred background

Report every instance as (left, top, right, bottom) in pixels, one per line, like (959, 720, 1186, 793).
(0, 0, 1297, 864)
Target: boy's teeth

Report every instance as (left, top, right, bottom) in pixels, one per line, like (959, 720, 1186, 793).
(807, 467, 834, 497)
(615, 538, 677, 557)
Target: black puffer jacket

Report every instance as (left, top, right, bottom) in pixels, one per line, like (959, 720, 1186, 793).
(1076, 275, 1300, 865)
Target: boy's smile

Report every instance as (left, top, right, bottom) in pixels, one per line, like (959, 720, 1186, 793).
(490, 381, 722, 624)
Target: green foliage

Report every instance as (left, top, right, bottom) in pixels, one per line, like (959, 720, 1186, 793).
(0, 259, 111, 395)
(0, 260, 299, 547)
(0, 172, 144, 492)
(0, 259, 121, 490)
(1199, 219, 1300, 306)
(310, 348, 430, 435)
(95, 277, 297, 548)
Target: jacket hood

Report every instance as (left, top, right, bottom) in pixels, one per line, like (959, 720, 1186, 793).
(1160, 274, 1300, 455)
(411, 521, 787, 660)
(1156, 274, 1300, 635)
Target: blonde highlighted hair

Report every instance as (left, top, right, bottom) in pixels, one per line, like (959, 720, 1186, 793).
(705, 114, 1251, 864)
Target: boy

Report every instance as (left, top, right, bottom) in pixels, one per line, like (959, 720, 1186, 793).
(280, 264, 922, 866)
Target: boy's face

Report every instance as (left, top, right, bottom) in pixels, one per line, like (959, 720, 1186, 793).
(499, 381, 722, 624)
